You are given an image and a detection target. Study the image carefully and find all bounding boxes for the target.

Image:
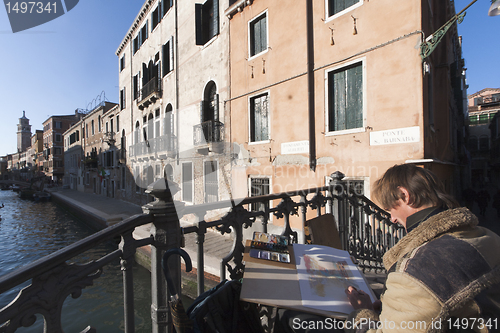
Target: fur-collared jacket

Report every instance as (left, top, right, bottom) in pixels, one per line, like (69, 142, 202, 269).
(347, 207, 500, 333)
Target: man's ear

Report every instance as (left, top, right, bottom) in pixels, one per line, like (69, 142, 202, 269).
(398, 187, 411, 204)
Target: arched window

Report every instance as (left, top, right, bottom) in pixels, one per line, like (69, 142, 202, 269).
(164, 164, 173, 182)
(201, 81, 218, 123)
(147, 113, 154, 142)
(135, 121, 140, 144)
(164, 104, 173, 136)
(98, 116, 101, 132)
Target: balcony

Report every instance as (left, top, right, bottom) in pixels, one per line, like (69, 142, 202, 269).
(193, 120, 225, 154)
(128, 134, 177, 160)
(0, 175, 403, 332)
(137, 78, 161, 110)
(104, 131, 116, 146)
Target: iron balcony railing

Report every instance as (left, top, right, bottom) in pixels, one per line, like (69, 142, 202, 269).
(0, 176, 404, 333)
(139, 79, 161, 103)
(193, 120, 224, 146)
(128, 135, 177, 159)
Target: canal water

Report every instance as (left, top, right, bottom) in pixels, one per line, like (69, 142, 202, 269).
(0, 190, 152, 332)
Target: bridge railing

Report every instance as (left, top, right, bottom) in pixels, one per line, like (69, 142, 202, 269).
(0, 176, 404, 333)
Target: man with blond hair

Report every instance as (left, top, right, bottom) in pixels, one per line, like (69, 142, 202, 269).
(346, 164, 500, 333)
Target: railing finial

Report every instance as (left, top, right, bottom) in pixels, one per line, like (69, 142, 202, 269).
(330, 171, 345, 181)
(142, 178, 181, 215)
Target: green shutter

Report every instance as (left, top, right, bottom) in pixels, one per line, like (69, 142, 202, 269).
(345, 64, 362, 130)
(334, 70, 346, 131)
(195, 4, 203, 45)
(260, 15, 267, 53)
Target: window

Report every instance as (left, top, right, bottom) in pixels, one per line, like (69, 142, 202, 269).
(91, 120, 95, 135)
(327, 0, 362, 18)
(120, 88, 126, 110)
(55, 121, 62, 129)
(140, 21, 148, 46)
(250, 93, 269, 142)
(195, 0, 219, 45)
(162, 37, 174, 77)
(162, 0, 173, 17)
(479, 136, 489, 151)
(151, 5, 161, 31)
(55, 133, 62, 142)
(133, 36, 139, 54)
(327, 61, 363, 133)
(182, 162, 193, 202)
(98, 116, 102, 132)
(155, 109, 160, 138)
(120, 56, 125, 72)
(54, 147, 62, 155)
(204, 160, 218, 203)
(133, 74, 139, 100)
(250, 177, 270, 213)
(249, 12, 267, 57)
(116, 115, 120, 132)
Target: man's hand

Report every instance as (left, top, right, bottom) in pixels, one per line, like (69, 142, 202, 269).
(345, 286, 374, 310)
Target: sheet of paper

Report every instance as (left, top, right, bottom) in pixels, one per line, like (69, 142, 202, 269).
(293, 244, 376, 314)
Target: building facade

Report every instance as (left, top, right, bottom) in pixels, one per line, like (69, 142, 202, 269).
(116, 0, 233, 211)
(226, 0, 467, 232)
(42, 113, 84, 184)
(469, 88, 500, 185)
(63, 102, 121, 195)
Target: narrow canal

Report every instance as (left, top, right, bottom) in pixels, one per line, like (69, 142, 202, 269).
(0, 190, 152, 332)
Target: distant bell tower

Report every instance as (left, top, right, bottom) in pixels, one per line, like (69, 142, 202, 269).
(17, 111, 32, 152)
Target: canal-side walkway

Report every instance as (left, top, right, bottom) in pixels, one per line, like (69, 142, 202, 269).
(46, 188, 388, 296)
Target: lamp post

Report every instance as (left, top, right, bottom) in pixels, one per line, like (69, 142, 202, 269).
(420, 0, 499, 60)
(489, 0, 500, 16)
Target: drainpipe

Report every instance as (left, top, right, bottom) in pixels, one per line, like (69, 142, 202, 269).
(175, 0, 180, 165)
(306, 0, 316, 171)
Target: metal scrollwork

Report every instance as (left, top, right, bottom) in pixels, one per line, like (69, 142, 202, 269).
(0, 261, 102, 333)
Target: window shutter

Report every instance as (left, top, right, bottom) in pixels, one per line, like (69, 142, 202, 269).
(213, 0, 219, 37)
(260, 15, 267, 53)
(253, 20, 261, 55)
(345, 64, 362, 130)
(195, 4, 203, 45)
(162, 44, 167, 77)
(334, 70, 346, 131)
(169, 36, 174, 72)
(200, 101, 205, 124)
(214, 93, 219, 122)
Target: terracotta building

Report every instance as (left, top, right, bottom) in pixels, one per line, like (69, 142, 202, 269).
(63, 102, 120, 195)
(226, 0, 468, 233)
(42, 113, 84, 184)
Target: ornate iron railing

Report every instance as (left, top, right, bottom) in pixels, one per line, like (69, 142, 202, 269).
(139, 79, 161, 103)
(193, 120, 224, 146)
(128, 135, 176, 159)
(0, 176, 403, 333)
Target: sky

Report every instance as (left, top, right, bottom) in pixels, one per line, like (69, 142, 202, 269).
(0, 0, 499, 157)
